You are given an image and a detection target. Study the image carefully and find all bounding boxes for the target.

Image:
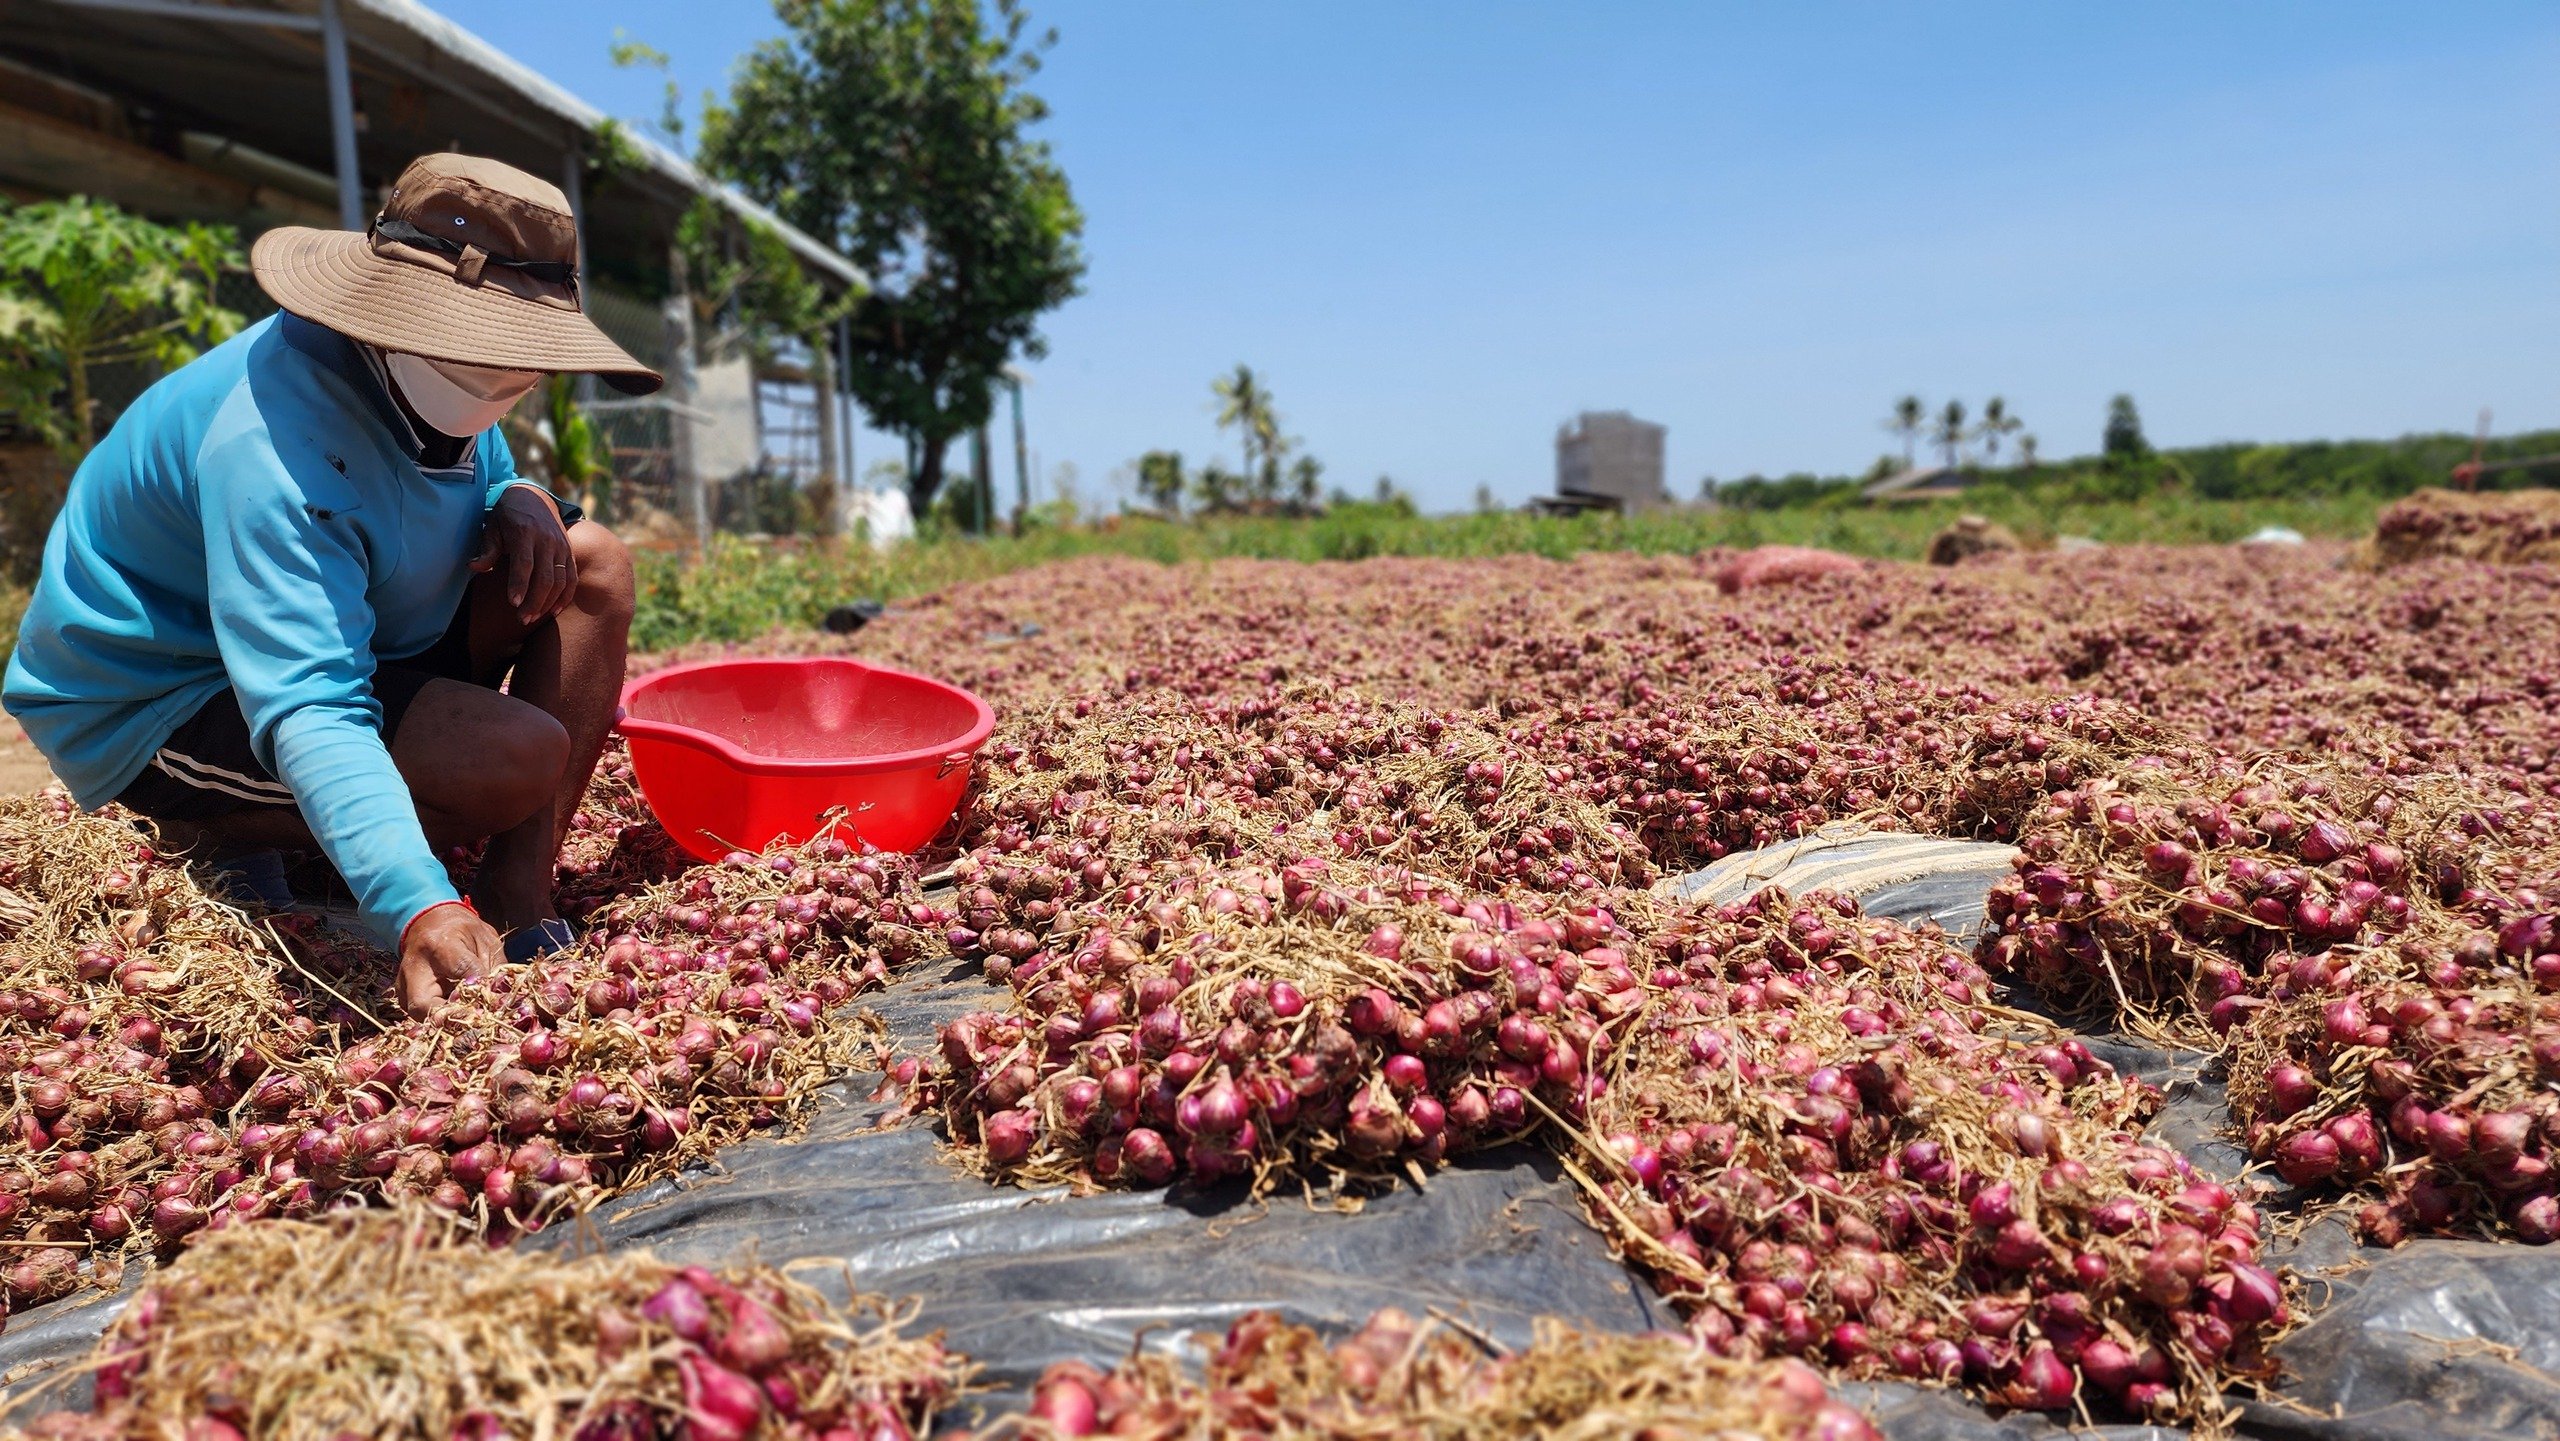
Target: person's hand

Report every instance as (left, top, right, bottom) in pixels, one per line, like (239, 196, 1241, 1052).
(472, 486, 575, 625)
(399, 902, 504, 1017)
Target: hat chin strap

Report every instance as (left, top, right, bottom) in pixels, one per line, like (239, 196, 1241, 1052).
(383, 351, 538, 438)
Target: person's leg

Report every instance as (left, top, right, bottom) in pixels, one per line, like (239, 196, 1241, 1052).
(142, 682, 567, 868)
(462, 523, 635, 932)
(391, 681, 570, 854)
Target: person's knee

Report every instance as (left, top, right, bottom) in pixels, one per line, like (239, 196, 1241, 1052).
(480, 707, 570, 829)
(571, 524, 635, 627)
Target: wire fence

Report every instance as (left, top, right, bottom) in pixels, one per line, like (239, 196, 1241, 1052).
(574, 283, 684, 526)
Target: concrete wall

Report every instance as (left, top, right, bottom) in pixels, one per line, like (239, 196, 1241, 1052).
(1555, 411, 1669, 512)
(694, 355, 761, 482)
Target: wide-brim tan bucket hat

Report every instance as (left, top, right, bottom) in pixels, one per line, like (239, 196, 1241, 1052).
(252, 152, 662, 395)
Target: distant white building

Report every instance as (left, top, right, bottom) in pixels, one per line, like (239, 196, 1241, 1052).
(1863, 465, 1980, 503)
(1544, 411, 1669, 513)
(846, 485, 915, 551)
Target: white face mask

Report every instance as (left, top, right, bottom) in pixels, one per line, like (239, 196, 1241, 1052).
(383, 351, 541, 438)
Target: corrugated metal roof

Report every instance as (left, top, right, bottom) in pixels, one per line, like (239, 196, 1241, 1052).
(7, 0, 861, 290)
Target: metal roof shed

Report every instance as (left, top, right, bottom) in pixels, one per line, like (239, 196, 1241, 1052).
(0, 0, 857, 295)
(1, 0, 866, 536)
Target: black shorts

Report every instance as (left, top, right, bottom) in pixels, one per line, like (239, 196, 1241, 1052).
(112, 603, 491, 824)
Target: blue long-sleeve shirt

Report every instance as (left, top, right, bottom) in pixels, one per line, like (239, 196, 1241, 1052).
(4, 312, 556, 945)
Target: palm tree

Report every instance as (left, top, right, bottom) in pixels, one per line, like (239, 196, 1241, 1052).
(1289, 456, 1324, 512)
(1191, 461, 1242, 513)
(1134, 450, 1185, 514)
(1934, 399, 1968, 469)
(1884, 395, 1925, 469)
(1253, 419, 1288, 501)
(1212, 365, 1275, 484)
(1253, 432, 1294, 506)
(1976, 396, 2023, 467)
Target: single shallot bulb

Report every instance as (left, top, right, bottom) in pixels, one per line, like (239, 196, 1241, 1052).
(2261, 1063, 2318, 1118)
(1030, 1367, 1103, 1436)
(714, 1294, 794, 1375)
(2007, 1342, 2077, 1411)
(2274, 1128, 2340, 1186)
(678, 1352, 765, 1441)
(643, 1277, 713, 1340)
(981, 1109, 1039, 1166)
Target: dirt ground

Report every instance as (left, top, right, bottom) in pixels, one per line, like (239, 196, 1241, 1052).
(0, 721, 56, 796)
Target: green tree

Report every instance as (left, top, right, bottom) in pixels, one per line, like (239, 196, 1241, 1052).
(1288, 454, 1323, 512)
(502, 376, 617, 524)
(701, 0, 1086, 514)
(0, 197, 242, 454)
(1211, 364, 1277, 495)
(1933, 399, 1969, 469)
(2104, 394, 2149, 459)
(1134, 449, 1185, 514)
(677, 198, 843, 369)
(1976, 395, 2021, 466)
(1191, 460, 1243, 514)
(541, 376, 614, 522)
(1883, 394, 1924, 469)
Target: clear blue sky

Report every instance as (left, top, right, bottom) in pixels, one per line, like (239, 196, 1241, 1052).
(433, 1, 2560, 512)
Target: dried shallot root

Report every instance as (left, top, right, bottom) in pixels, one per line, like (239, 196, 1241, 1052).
(4, 1208, 967, 1441)
(998, 1307, 1879, 1440)
(1581, 890, 2285, 1426)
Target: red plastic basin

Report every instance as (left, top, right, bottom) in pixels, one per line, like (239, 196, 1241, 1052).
(617, 657, 995, 863)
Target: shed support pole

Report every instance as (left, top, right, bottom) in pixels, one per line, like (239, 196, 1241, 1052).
(560, 146, 584, 272)
(320, 0, 363, 230)
(811, 333, 840, 524)
(664, 239, 705, 559)
(835, 314, 856, 535)
(972, 426, 992, 534)
(1010, 377, 1028, 525)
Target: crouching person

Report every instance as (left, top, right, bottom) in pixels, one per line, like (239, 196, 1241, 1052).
(4, 154, 656, 1016)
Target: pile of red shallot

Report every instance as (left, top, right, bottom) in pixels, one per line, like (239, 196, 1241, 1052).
(5, 530, 2558, 1426)
(1590, 889, 2282, 1423)
(7, 1209, 1892, 1440)
(1010, 1306, 1880, 1441)
(1966, 703, 2560, 1239)
(907, 678, 2294, 1425)
(0, 761, 944, 1319)
(211, 837, 941, 1244)
(1, 793, 334, 1315)
(930, 692, 1652, 1188)
(5, 1208, 967, 1441)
